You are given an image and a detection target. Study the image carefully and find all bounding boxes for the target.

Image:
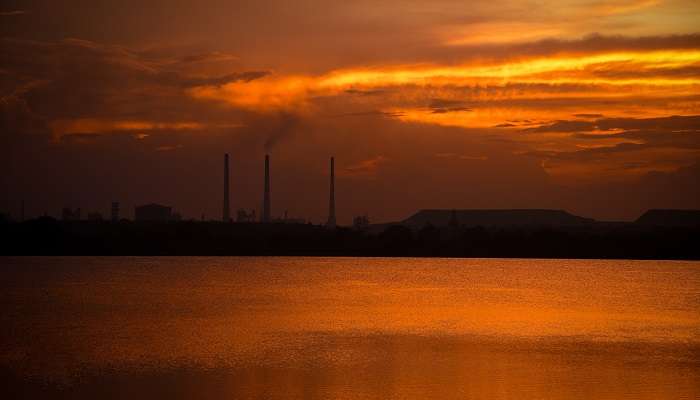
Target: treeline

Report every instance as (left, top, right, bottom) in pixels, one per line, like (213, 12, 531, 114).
(0, 217, 698, 259)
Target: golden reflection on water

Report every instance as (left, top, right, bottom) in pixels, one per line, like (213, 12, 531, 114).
(1, 257, 699, 399)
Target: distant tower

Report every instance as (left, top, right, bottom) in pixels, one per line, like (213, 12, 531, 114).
(111, 202, 120, 222)
(20, 199, 25, 222)
(262, 154, 271, 223)
(327, 157, 336, 228)
(223, 153, 230, 222)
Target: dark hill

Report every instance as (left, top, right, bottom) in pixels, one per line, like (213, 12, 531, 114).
(635, 209, 700, 226)
(401, 209, 595, 228)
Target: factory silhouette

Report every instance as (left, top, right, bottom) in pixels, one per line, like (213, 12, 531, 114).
(72, 153, 337, 226)
(58, 153, 700, 229)
(1, 153, 699, 259)
(135, 154, 337, 226)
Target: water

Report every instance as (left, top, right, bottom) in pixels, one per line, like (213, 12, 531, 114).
(1, 257, 699, 399)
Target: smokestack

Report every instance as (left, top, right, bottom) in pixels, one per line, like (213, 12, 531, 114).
(262, 154, 271, 223)
(223, 153, 230, 222)
(327, 157, 336, 228)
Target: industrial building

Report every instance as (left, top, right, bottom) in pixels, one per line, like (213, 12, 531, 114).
(87, 212, 103, 221)
(219, 153, 337, 226)
(62, 207, 81, 221)
(236, 209, 256, 223)
(135, 203, 173, 222)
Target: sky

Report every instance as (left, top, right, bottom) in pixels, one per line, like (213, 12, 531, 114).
(1, 0, 699, 223)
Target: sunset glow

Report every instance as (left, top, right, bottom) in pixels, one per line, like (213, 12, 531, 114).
(2, 3, 700, 398)
(2, 0, 699, 221)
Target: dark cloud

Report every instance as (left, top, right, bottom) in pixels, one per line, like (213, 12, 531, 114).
(1, 1, 698, 72)
(178, 52, 238, 64)
(430, 107, 471, 114)
(494, 119, 538, 128)
(526, 115, 700, 133)
(0, 38, 268, 92)
(427, 98, 471, 114)
(525, 142, 651, 161)
(574, 113, 604, 118)
(0, 91, 49, 137)
(0, 10, 26, 16)
(155, 70, 270, 88)
(439, 33, 700, 62)
(596, 115, 700, 131)
(525, 120, 595, 133)
(519, 115, 700, 176)
(527, 133, 700, 161)
(488, 93, 700, 112)
(0, 37, 269, 139)
(340, 156, 389, 179)
(587, 65, 700, 80)
(428, 99, 466, 108)
(58, 133, 102, 143)
(330, 110, 406, 118)
(573, 130, 700, 143)
(344, 89, 387, 96)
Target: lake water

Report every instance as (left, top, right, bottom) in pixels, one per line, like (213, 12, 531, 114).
(1, 257, 699, 399)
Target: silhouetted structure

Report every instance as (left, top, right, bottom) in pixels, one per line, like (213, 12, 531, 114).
(87, 212, 103, 221)
(272, 210, 306, 224)
(284, 218, 306, 224)
(353, 215, 370, 230)
(1, 209, 698, 259)
(62, 207, 81, 221)
(393, 209, 595, 230)
(327, 157, 336, 228)
(223, 153, 230, 222)
(135, 203, 172, 222)
(635, 209, 700, 226)
(20, 200, 24, 222)
(111, 202, 119, 222)
(262, 154, 271, 223)
(237, 209, 256, 223)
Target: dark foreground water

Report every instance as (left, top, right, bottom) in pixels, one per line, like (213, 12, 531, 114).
(1, 257, 699, 399)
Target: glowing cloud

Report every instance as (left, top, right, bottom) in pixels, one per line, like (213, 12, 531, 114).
(49, 119, 242, 139)
(190, 49, 700, 113)
(188, 46, 700, 183)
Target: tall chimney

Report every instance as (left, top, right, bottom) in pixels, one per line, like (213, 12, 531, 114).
(262, 154, 271, 223)
(223, 153, 230, 222)
(327, 157, 336, 228)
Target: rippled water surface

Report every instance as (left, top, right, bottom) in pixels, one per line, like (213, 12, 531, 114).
(1, 257, 699, 399)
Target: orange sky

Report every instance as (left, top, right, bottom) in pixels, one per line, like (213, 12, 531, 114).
(1, 0, 699, 222)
